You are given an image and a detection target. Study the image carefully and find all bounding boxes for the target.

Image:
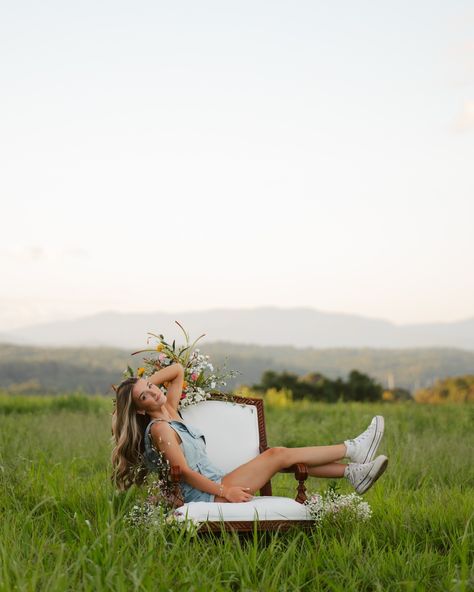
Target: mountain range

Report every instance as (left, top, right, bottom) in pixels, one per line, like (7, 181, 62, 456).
(1, 307, 473, 350)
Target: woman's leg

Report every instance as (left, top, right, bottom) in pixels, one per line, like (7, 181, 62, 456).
(214, 444, 347, 502)
(307, 462, 346, 478)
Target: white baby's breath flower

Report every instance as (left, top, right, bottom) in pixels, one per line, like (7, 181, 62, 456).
(304, 489, 372, 526)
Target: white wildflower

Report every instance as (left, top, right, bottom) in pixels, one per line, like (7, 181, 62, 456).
(304, 488, 372, 526)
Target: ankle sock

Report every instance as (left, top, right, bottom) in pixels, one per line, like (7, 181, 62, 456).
(344, 439, 356, 459)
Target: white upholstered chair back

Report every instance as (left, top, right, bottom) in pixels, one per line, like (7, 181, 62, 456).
(180, 399, 261, 474)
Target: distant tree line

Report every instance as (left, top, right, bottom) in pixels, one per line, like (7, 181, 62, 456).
(251, 369, 386, 402)
(0, 343, 472, 403)
(414, 375, 474, 403)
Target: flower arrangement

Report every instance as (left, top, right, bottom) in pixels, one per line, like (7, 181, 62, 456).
(304, 482, 372, 526)
(122, 321, 240, 408)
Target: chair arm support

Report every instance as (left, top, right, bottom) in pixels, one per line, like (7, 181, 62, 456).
(280, 463, 308, 504)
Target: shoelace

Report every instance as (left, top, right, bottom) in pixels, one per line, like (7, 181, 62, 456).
(348, 461, 372, 476)
(355, 422, 375, 443)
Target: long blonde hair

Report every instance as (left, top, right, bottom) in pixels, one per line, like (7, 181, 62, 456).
(111, 377, 150, 490)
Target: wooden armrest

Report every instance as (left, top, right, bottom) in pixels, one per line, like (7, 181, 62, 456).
(279, 463, 309, 480)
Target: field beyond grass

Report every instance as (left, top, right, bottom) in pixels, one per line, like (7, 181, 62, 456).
(0, 395, 473, 591)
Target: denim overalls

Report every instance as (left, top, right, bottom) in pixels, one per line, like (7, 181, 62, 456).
(144, 417, 226, 503)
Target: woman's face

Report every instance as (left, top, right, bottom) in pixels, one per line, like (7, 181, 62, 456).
(131, 379, 166, 414)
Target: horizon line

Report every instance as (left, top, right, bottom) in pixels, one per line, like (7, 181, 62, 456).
(3, 305, 473, 333)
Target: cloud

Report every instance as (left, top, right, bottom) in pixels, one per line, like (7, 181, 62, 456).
(0, 245, 89, 261)
(0, 245, 47, 261)
(445, 40, 474, 88)
(26, 246, 46, 261)
(453, 100, 474, 132)
(447, 40, 473, 131)
(457, 41, 474, 80)
(61, 247, 89, 259)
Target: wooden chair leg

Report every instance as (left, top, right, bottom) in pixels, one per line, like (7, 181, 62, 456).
(294, 463, 308, 504)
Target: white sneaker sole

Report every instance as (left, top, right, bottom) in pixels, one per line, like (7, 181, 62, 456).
(356, 455, 388, 494)
(356, 415, 385, 464)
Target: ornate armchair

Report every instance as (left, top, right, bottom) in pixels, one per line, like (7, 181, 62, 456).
(170, 395, 314, 532)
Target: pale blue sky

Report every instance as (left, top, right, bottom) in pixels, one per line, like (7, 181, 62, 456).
(1, 1, 473, 330)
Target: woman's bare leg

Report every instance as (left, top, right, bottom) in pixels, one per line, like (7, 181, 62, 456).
(307, 462, 346, 478)
(214, 444, 347, 502)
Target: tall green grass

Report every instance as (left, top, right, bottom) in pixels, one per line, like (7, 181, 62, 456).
(0, 392, 111, 414)
(0, 396, 473, 591)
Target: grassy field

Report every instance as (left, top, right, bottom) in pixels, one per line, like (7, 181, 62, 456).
(0, 395, 473, 591)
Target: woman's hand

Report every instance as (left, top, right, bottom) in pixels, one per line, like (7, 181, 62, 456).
(224, 486, 253, 503)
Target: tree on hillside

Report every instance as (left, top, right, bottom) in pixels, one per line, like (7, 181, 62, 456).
(382, 388, 412, 402)
(252, 368, 384, 402)
(252, 370, 308, 399)
(299, 372, 324, 385)
(345, 369, 383, 402)
(299, 374, 345, 402)
(414, 375, 474, 403)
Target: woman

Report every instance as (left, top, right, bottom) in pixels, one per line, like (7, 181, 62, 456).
(111, 362, 388, 503)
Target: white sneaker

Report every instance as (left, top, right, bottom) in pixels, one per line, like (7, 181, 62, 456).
(344, 455, 389, 494)
(344, 415, 384, 464)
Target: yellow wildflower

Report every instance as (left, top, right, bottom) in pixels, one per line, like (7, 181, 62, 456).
(156, 344, 164, 352)
(182, 381, 188, 390)
(137, 367, 145, 377)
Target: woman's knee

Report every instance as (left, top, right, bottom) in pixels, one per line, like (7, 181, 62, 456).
(264, 446, 288, 466)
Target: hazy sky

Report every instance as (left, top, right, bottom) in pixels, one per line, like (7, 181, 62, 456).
(1, 1, 473, 331)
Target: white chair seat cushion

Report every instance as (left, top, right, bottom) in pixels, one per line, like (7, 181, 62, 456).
(174, 496, 313, 522)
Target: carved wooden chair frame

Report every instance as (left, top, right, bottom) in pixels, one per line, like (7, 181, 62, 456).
(170, 394, 314, 533)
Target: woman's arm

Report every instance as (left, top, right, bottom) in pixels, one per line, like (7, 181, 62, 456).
(151, 422, 221, 497)
(150, 423, 252, 502)
(149, 363, 184, 412)
(149, 362, 184, 386)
